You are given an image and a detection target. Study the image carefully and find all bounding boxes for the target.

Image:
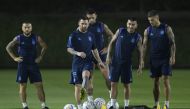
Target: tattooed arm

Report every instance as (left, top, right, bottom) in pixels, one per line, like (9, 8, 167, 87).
(167, 26, 176, 65)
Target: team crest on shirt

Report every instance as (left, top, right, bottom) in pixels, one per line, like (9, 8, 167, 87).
(160, 30, 165, 36)
(131, 38, 135, 43)
(21, 42, 25, 45)
(120, 35, 124, 38)
(32, 39, 36, 45)
(78, 37, 81, 40)
(88, 37, 92, 42)
(150, 33, 154, 36)
(97, 28, 101, 33)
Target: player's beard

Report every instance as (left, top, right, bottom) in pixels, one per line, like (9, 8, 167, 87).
(81, 27, 87, 32)
(24, 32, 31, 36)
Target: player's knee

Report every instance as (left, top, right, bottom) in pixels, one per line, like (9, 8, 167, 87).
(111, 82, 117, 87)
(82, 71, 90, 78)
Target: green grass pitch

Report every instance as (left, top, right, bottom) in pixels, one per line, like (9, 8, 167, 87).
(0, 69, 189, 109)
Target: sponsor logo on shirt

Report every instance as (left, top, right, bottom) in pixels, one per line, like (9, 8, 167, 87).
(78, 37, 81, 40)
(160, 30, 165, 36)
(32, 39, 36, 45)
(120, 35, 124, 38)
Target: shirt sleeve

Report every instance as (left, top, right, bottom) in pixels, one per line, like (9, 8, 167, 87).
(67, 34, 74, 48)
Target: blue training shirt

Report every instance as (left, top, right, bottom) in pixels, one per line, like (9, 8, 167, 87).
(67, 29, 96, 63)
(147, 23, 171, 59)
(88, 21, 104, 51)
(16, 34, 38, 64)
(112, 27, 141, 64)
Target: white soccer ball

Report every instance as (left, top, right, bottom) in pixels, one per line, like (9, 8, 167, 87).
(83, 101, 95, 109)
(106, 101, 119, 109)
(94, 98, 106, 109)
(63, 104, 77, 109)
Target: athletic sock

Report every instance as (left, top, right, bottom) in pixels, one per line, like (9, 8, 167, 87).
(22, 102, 28, 108)
(87, 96, 93, 102)
(111, 99, 116, 107)
(77, 104, 83, 109)
(124, 99, 129, 107)
(41, 102, 46, 108)
(165, 101, 169, 108)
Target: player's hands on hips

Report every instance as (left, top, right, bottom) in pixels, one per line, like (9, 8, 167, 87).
(14, 56, 23, 62)
(35, 56, 42, 63)
(76, 52, 86, 58)
(170, 57, 175, 65)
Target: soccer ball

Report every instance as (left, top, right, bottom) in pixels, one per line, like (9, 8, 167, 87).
(63, 104, 77, 109)
(106, 101, 119, 109)
(94, 97, 106, 109)
(83, 101, 95, 109)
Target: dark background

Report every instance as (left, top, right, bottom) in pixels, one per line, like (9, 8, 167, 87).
(0, 0, 189, 68)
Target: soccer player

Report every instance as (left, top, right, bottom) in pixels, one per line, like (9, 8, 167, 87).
(86, 9, 114, 94)
(67, 16, 105, 109)
(106, 18, 144, 109)
(6, 22, 49, 109)
(143, 10, 176, 109)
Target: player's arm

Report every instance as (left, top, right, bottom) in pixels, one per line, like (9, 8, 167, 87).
(137, 35, 144, 75)
(92, 48, 105, 68)
(67, 48, 86, 58)
(142, 28, 148, 62)
(35, 36, 48, 63)
(6, 37, 23, 62)
(167, 26, 176, 65)
(66, 35, 86, 58)
(100, 24, 114, 54)
(104, 24, 114, 38)
(106, 29, 119, 65)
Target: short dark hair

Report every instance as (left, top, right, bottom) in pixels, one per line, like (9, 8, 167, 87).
(128, 17, 137, 22)
(86, 8, 96, 15)
(78, 16, 89, 22)
(148, 10, 159, 17)
(22, 22, 32, 25)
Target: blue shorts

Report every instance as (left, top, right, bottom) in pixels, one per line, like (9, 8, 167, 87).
(150, 59, 172, 78)
(17, 63, 42, 83)
(109, 62, 132, 84)
(70, 61, 93, 85)
(92, 53, 107, 64)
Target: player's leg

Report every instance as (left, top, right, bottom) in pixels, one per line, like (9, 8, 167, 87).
(82, 70, 93, 102)
(30, 64, 49, 109)
(110, 82, 118, 109)
(163, 76, 170, 108)
(150, 61, 162, 108)
(97, 64, 111, 90)
(123, 84, 130, 109)
(162, 61, 172, 108)
(109, 64, 120, 109)
(98, 53, 111, 90)
(121, 63, 132, 108)
(19, 83, 28, 109)
(17, 63, 29, 109)
(87, 74, 94, 102)
(75, 84, 83, 109)
(69, 65, 83, 109)
(82, 70, 90, 90)
(33, 82, 49, 109)
(153, 77, 160, 107)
